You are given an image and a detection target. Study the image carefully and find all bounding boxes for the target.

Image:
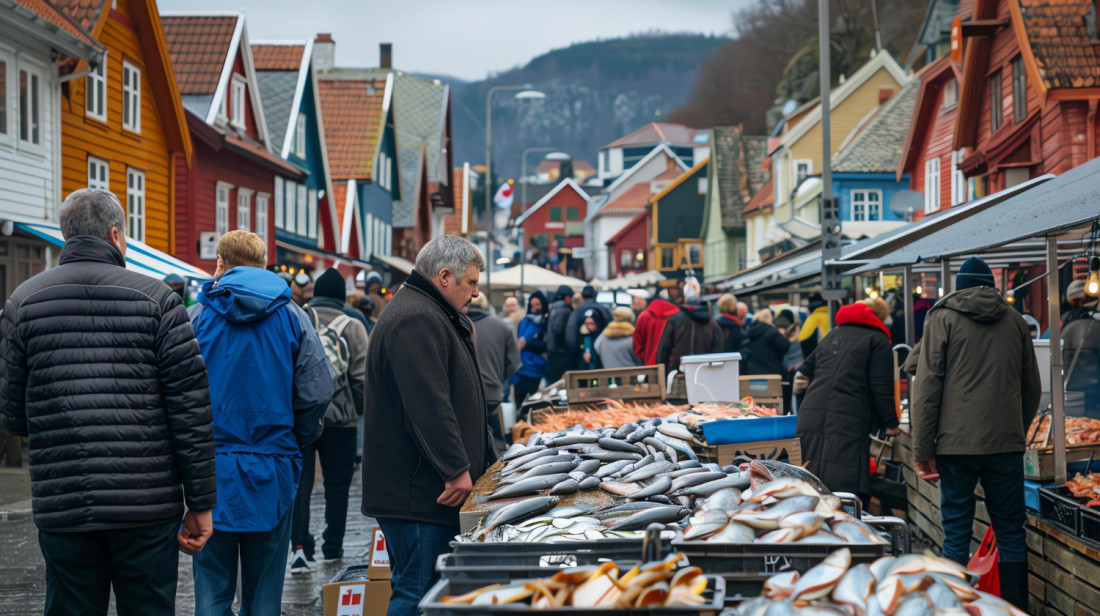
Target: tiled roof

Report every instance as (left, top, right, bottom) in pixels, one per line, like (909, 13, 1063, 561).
(834, 80, 919, 174)
(14, 0, 101, 49)
(712, 126, 770, 230)
(393, 147, 422, 228)
(161, 15, 238, 96)
(603, 122, 696, 149)
(1020, 0, 1100, 90)
(593, 183, 651, 220)
(251, 43, 303, 71)
(318, 78, 386, 180)
(652, 165, 685, 182)
(254, 70, 298, 153)
(444, 167, 466, 235)
(743, 177, 774, 215)
(50, 0, 105, 33)
(393, 73, 448, 186)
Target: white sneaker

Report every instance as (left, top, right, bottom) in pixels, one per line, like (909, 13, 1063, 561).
(290, 547, 312, 574)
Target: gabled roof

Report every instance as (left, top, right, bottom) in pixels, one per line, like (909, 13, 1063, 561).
(710, 126, 769, 230)
(252, 39, 312, 158)
(917, 0, 961, 47)
(651, 157, 709, 205)
(393, 73, 449, 185)
(602, 122, 697, 150)
(161, 14, 238, 95)
(592, 183, 651, 221)
(897, 55, 962, 179)
(743, 177, 775, 215)
(4, 0, 103, 55)
(393, 146, 423, 228)
(603, 143, 689, 196)
(834, 80, 920, 174)
(251, 42, 304, 70)
(606, 208, 649, 247)
(779, 50, 910, 151)
(318, 75, 389, 180)
(1018, 0, 1100, 91)
(514, 178, 589, 226)
(51, 0, 105, 32)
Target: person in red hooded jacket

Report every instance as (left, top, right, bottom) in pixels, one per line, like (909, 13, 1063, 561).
(633, 293, 680, 365)
(793, 301, 900, 506)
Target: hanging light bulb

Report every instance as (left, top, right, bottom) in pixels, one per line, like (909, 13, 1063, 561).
(1006, 290, 1015, 304)
(938, 287, 945, 298)
(915, 285, 923, 296)
(1088, 256, 1100, 297)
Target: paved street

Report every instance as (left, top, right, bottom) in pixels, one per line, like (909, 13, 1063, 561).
(0, 463, 377, 616)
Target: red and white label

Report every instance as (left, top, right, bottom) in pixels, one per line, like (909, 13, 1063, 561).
(336, 584, 365, 616)
(370, 529, 390, 568)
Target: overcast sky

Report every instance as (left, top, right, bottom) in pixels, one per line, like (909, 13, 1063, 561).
(158, 0, 751, 81)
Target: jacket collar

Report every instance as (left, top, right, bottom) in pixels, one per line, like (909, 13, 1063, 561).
(836, 302, 891, 340)
(308, 296, 346, 311)
(60, 235, 126, 268)
(403, 270, 472, 336)
(722, 313, 742, 325)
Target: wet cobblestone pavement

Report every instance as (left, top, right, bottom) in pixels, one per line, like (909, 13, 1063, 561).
(0, 465, 376, 616)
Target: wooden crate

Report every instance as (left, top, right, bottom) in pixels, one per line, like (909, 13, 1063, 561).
(1024, 444, 1100, 482)
(1026, 515, 1100, 616)
(709, 438, 802, 467)
(564, 365, 665, 410)
(750, 396, 784, 415)
(740, 375, 782, 397)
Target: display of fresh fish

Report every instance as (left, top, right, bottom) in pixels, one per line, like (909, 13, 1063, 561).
(620, 461, 677, 483)
(669, 471, 727, 492)
(581, 449, 643, 463)
(674, 474, 751, 497)
(488, 473, 572, 500)
(597, 437, 645, 454)
(733, 495, 820, 530)
(749, 460, 830, 494)
(627, 475, 673, 500)
(500, 459, 580, 484)
(464, 495, 561, 541)
(609, 505, 690, 530)
(748, 477, 825, 502)
(549, 478, 580, 495)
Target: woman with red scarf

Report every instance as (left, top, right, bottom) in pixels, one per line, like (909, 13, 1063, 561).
(793, 302, 900, 505)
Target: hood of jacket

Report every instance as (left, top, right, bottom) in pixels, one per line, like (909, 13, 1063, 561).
(527, 290, 549, 317)
(933, 286, 1007, 324)
(681, 304, 712, 324)
(746, 319, 775, 340)
(200, 267, 291, 324)
(467, 305, 491, 322)
(602, 321, 635, 338)
(719, 313, 743, 326)
(836, 302, 891, 340)
(646, 299, 680, 320)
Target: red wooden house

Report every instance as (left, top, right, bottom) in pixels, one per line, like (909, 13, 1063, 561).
(513, 178, 589, 276)
(162, 13, 304, 270)
(604, 209, 650, 278)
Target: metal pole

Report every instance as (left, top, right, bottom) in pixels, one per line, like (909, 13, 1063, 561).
(486, 236, 493, 305)
(519, 227, 526, 304)
(485, 90, 494, 305)
(940, 259, 952, 296)
(870, 0, 883, 53)
(903, 266, 915, 346)
(1047, 236, 1067, 485)
(818, 0, 843, 325)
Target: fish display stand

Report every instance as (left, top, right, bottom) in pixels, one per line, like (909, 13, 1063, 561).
(1025, 515, 1100, 616)
(418, 576, 726, 615)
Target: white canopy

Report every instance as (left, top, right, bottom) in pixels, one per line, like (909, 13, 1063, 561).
(486, 264, 586, 292)
(596, 270, 666, 290)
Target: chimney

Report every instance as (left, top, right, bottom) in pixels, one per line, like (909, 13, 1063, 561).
(380, 43, 392, 69)
(313, 33, 335, 72)
(878, 86, 894, 105)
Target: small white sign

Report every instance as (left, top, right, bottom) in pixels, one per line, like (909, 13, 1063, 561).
(371, 528, 390, 568)
(335, 583, 366, 616)
(199, 232, 218, 260)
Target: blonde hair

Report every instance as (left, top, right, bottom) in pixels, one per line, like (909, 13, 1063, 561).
(754, 308, 774, 325)
(862, 297, 890, 323)
(217, 230, 267, 269)
(717, 293, 737, 314)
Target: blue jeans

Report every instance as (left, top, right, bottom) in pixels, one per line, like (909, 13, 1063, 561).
(377, 518, 458, 616)
(938, 453, 1028, 566)
(193, 507, 294, 616)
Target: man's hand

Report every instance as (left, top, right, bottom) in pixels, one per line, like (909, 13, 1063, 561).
(916, 458, 939, 482)
(177, 509, 214, 554)
(518, 337, 526, 350)
(437, 471, 472, 507)
(885, 427, 902, 436)
(583, 351, 592, 364)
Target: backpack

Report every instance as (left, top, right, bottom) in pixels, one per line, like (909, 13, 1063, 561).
(308, 308, 357, 424)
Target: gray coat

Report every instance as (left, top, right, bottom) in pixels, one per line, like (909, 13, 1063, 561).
(468, 306, 520, 406)
(594, 322, 640, 369)
(307, 297, 369, 428)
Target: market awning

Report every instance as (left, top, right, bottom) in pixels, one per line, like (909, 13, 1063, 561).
(274, 238, 373, 270)
(486, 264, 586, 292)
(14, 221, 212, 280)
(717, 244, 824, 292)
(371, 253, 415, 275)
(596, 270, 666, 290)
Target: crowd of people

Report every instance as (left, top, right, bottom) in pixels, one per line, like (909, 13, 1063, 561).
(2, 189, 1096, 615)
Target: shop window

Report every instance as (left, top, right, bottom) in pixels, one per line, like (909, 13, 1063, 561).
(216, 182, 232, 238)
(659, 247, 675, 270)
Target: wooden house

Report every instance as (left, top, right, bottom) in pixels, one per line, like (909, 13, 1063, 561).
(699, 126, 769, 284)
(513, 178, 589, 277)
(649, 158, 709, 277)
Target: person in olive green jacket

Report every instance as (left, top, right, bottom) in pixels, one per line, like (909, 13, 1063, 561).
(911, 257, 1041, 611)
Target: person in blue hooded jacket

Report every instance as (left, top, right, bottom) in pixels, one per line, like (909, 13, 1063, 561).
(187, 231, 334, 616)
(513, 290, 549, 406)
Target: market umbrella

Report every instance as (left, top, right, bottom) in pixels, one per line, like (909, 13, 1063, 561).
(485, 264, 586, 293)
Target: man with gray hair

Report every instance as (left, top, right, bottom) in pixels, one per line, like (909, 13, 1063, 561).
(0, 189, 216, 614)
(361, 235, 490, 615)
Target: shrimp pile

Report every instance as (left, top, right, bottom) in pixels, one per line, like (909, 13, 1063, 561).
(1065, 472, 1100, 507)
(531, 399, 775, 432)
(1026, 415, 1100, 448)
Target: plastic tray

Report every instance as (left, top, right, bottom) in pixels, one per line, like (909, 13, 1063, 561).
(1038, 486, 1081, 535)
(419, 575, 726, 615)
(437, 552, 638, 584)
(700, 416, 798, 445)
(1023, 480, 1049, 512)
(450, 538, 646, 560)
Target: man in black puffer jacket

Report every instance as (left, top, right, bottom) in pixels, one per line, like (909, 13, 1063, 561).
(0, 189, 216, 615)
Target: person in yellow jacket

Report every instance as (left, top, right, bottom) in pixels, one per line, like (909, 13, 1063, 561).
(799, 292, 831, 357)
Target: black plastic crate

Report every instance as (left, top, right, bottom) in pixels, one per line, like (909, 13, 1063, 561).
(450, 538, 646, 561)
(670, 540, 891, 578)
(437, 552, 638, 584)
(1039, 487, 1081, 535)
(419, 576, 725, 615)
(1078, 504, 1100, 545)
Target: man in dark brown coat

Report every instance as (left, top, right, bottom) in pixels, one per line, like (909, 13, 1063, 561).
(912, 256, 1040, 611)
(361, 236, 489, 615)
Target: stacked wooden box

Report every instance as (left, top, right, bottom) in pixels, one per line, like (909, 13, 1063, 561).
(1025, 515, 1100, 616)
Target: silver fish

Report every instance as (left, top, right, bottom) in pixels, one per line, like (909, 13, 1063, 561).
(894, 592, 934, 616)
(568, 471, 588, 482)
(668, 467, 709, 479)
(620, 460, 676, 483)
(748, 477, 825, 501)
(500, 459, 580, 484)
(700, 488, 742, 512)
(674, 474, 751, 497)
(594, 460, 632, 479)
(683, 509, 729, 540)
(599, 481, 642, 497)
(502, 451, 572, 476)
(658, 422, 694, 441)
(620, 454, 654, 476)
(546, 505, 596, 518)
(549, 478, 580, 495)
(597, 437, 645, 454)
(654, 432, 699, 460)
(831, 563, 874, 613)
(578, 476, 601, 490)
(612, 423, 638, 439)
(732, 495, 820, 529)
(749, 459, 830, 493)
(575, 459, 602, 474)
(707, 521, 756, 543)
(488, 473, 572, 500)
(778, 511, 825, 538)
(499, 443, 531, 462)
(580, 450, 642, 463)
(670, 471, 727, 492)
(626, 475, 672, 500)
(625, 424, 657, 443)
(678, 460, 703, 469)
(548, 434, 599, 446)
(642, 436, 679, 462)
(469, 495, 561, 540)
(609, 505, 689, 530)
(790, 547, 851, 602)
(925, 580, 964, 610)
(756, 528, 799, 543)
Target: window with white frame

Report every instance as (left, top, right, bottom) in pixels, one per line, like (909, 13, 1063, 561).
(365, 213, 374, 257)
(951, 150, 967, 206)
(943, 78, 958, 107)
(794, 160, 812, 186)
(122, 61, 140, 133)
(274, 177, 284, 230)
(0, 51, 11, 142)
(18, 64, 42, 147)
(924, 157, 941, 214)
(297, 184, 307, 234)
(307, 189, 317, 238)
(295, 113, 306, 158)
(88, 157, 109, 190)
(285, 180, 297, 234)
(851, 190, 881, 221)
(126, 168, 145, 241)
(216, 182, 232, 238)
(86, 57, 106, 122)
(231, 76, 246, 128)
(255, 193, 269, 243)
(237, 188, 253, 231)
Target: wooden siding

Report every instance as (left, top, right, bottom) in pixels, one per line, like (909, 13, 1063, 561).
(519, 188, 587, 249)
(909, 82, 959, 221)
(61, 6, 174, 252)
(225, 52, 261, 141)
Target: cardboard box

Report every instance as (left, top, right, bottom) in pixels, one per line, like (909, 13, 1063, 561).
(740, 375, 782, 398)
(713, 438, 802, 467)
(322, 578, 390, 616)
(367, 527, 391, 580)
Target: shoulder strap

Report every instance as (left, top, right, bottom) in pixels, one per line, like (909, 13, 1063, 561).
(330, 314, 354, 338)
(307, 306, 321, 329)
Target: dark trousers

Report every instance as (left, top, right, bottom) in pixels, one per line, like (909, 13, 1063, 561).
(192, 507, 293, 616)
(291, 426, 357, 559)
(38, 519, 178, 616)
(513, 375, 542, 408)
(377, 518, 458, 616)
(938, 453, 1028, 566)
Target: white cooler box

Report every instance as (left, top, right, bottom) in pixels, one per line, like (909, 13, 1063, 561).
(679, 352, 742, 404)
